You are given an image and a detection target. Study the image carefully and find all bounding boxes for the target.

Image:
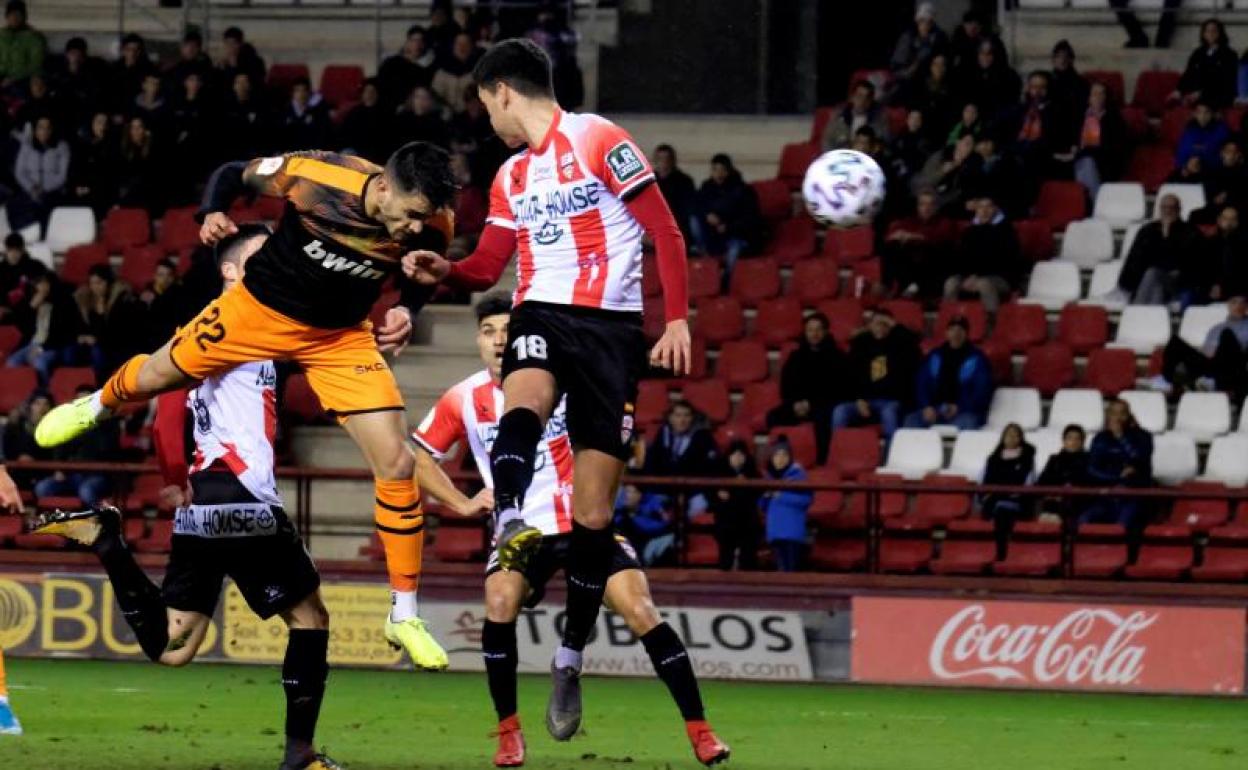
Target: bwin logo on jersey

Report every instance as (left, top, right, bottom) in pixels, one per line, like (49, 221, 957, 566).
(533, 222, 564, 245)
(303, 240, 385, 280)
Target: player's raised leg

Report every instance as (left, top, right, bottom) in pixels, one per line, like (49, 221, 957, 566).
(482, 570, 529, 767)
(490, 369, 557, 570)
(0, 647, 20, 736)
(277, 593, 334, 770)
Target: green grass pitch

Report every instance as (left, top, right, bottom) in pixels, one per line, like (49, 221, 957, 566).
(0, 658, 1245, 769)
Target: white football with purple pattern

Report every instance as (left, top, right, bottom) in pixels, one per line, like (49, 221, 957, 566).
(801, 149, 886, 228)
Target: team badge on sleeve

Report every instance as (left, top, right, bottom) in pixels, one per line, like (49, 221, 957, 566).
(255, 156, 284, 176)
(606, 141, 645, 184)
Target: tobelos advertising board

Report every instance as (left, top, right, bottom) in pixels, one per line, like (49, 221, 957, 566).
(0, 572, 813, 682)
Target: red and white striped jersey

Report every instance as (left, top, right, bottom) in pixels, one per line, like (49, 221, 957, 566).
(412, 370, 575, 536)
(186, 361, 281, 507)
(487, 109, 655, 312)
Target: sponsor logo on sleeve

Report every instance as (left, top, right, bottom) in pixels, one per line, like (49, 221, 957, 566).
(605, 141, 645, 185)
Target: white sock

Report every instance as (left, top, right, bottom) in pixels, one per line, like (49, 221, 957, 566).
(555, 645, 583, 672)
(496, 507, 523, 529)
(0, 695, 9, 706)
(390, 590, 419, 622)
(87, 390, 108, 417)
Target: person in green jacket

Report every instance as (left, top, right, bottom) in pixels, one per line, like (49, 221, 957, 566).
(0, 1, 45, 89)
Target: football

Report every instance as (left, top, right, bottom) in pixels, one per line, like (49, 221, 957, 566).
(801, 149, 887, 228)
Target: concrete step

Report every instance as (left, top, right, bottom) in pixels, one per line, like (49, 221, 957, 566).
(618, 115, 809, 183)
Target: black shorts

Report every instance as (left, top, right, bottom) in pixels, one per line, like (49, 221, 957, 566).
(502, 301, 646, 460)
(486, 533, 641, 608)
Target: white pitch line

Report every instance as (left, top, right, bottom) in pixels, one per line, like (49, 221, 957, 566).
(807, 711, 1229, 731)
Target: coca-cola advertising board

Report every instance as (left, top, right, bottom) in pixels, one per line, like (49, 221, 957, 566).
(852, 597, 1245, 695)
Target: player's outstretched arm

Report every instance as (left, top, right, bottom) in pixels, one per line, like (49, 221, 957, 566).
(413, 447, 493, 516)
(625, 183, 692, 376)
(403, 224, 517, 289)
(197, 155, 304, 244)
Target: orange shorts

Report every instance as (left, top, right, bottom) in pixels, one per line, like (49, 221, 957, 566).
(168, 282, 403, 418)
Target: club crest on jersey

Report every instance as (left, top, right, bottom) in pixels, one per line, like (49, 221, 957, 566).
(559, 151, 577, 180)
(606, 141, 645, 183)
(533, 221, 565, 245)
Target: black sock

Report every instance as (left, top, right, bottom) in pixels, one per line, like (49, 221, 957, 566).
(490, 408, 544, 514)
(642, 622, 706, 722)
(482, 620, 519, 721)
(561, 522, 615, 651)
(282, 629, 329, 767)
(92, 527, 168, 661)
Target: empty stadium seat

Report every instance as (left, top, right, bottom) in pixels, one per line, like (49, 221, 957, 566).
(805, 466, 844, 529)
(944, 429, 998, 480)
(1058, 304, 1109, 353)
(0, 367, 36, 413)
(810, 106, 835, 143)
(26, 241, 52, 270)
(1033, 180, 1086, 230)
(267, 62, 311, 95)
(1191, 526, 1248, 581)
(158, 206, 201, 253)
(879, 299, 923, 335)
(1121, 105, 1150, 141)
(765, 215, 817, 265)
(44, 206, 95, 252)
(1015, 219, 1056, 263)
(1169, 482, 1231, 531)
(134, 520, 174, 553)
(1119, 389, 1169, 433)
(992, 302, 1048, 351)
(434, 524, 487, 562)
(1177, 303, 1227, 349)
(1048, 389, 1105, 433)
(777, 141, 820, 190)
(823, 226, 875, 264)
(1110, 305, 1170, 354)
(1092, 183, 1146, 227)
(913, 475, 972, 527)
(1073, 524, 1129, 578)
(878, 520, 932, 574)
(883, 429, 943, 480)
(118, 244, 167, 288)
(1024, 261, 1081, 310)
(988, 388, 1043, 431)
(1125, 144, 1175, 193)
(682, 379, 731, 424)
(930, 519, 996, 575)
(934, 301, 987, 342)
(817, 298, 864, 347)
(768, 424, 817, 468)
(730, 258, 781, 307)
(1083, 260, 1126, 309)
(1085, 69, 1125, 104)
(791, 258, 840, 303)
(636, 380, 671, 427)
(687, 257, 722, 300)
(1203, 434, 1248, 486)
(101, 208, 151, 252)
(694, 297, 745, 344)
(828, 427, 880, 478)
(1158, 107, 1190, 147)
(752, 179, 793, 224)
(754, 296, 804, 347)
(741, 381, 781, 431)
(1083, 347, 1137, 396)
(809, 534, 868, 571)
(1120, 222, 1142, 259)
(1131, 70, 1181, 115)
(0, 326, 20, 357)
(1153, 432, 1199, 485)
(1154, 183, 1206, 219)
(1027, 429, 1065, 474)
(59, 243, 109, 285)
(993, 520, 1063, 577)
(319, 64, 365, 106)
(718, 340, 769, 386)
(1059, 219, 1114, 267)
(1124, 526, 1194, 580)
(48, 367, 95, 406)
(1023, 342, 1076, 396)
(1174, 391, 1231, 441)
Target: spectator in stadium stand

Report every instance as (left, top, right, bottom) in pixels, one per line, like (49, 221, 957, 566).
(831, 308, 920, 440)
(1176, 100, 1232, 173)
(903, 316, 993, 431)
(109, 33, 157, 117)
(882, 189, 956, 299)
(822, 79, 891, 151)
(1176, 19, 1238, 110)
(392, 85, 451, 150)
(1110, 0, 1178, 49)
(2, 389, 53, 487)
(526, 4, 583, 110)
(47, 37, 106, 127)
(0, 0, 44, 92)
(1111, 194, 1198, 305)
(1147, 294, 1248, 399)
(1068, 80, 1127, 202)
(889, 110, 936, 191)
(169, 72, 217, 195)
(1037, 424, 1091, 525)
(889, 3, 946, 84)
(277, 77, 332, 151)
(5, 272, 81, 383)
(219, 73, 271, 161)
(690, 153, 761, 284)
(1197, 139, 1248, 223)
(921, 133, 1022, 219)
(139, 259, 189, 349)
(217, 26, 265, 91)
(761, 436, 812, 573)
(942, 196, 1023, 314)
(767, 312, 844, 466)
(644, 401, 720, 518)
(1083, 399, 1153, 530)
(450, 151, 486, 237)
(711, 440, 761, 571)
(34, 383, 118, 507)
(612, 484, 674, 567)
(953, 38, 1020, 123)
(378, 26, 436, 111)
(431, 32, 479, 114)
(0, 232, 41, 322)
(131, 73, 168, 135)
(1008, 70, 1072, 186)
(424, 0, 460, 59)
(1168, 152, 1206, 187)
(653, 144, 696, 244)
(1191, 204, 1248, 304)
(339, 79, 391, 164)
(12, 73, 58, 135)
(980, 423, 1036, 558)
(116, 115, 161, 214)
(64, 111, 117, 216)
(9, 115, 69, 230)
(74, 263, 142, 379)
(1049, 41, 1090, 117)
(899, 54, 957, 145)
(944, 101, 983, 148)
(948, 10, 1006, 80)
(163, 29, 214, 99)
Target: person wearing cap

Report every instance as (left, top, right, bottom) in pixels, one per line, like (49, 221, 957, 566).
(0, 0, 42, 90)
(761, 436, 812, 573)
(890, 3, 947, 83)
(903, 316, 992, 431)
(1148, 294, 1248, 399)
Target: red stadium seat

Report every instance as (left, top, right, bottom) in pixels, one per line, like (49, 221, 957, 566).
(1120, 106, 1149, 141)
(282, 373, 327, 424)
(49, 367, 95, 406)
(687, 257, 722, 300)
(434, 524, 487, 562)
(719, 340, 769, 386)
(60, 243, 109, 285)
(713, 421, 754, 450)
(0, 516, 21, 545)
(828, 427, 880, 478)
(752, 179, 792, 223)
(134, 520, 173, 553)
(124, 473, 168, 513)
(0, 326, 20, 357)
(1159, 107, 1190, 147)
(768, 424, 816, 468)
(267, 62, 311, 97)
(978, 338, 1013, 384)
(1022, 342, 1075, 397)
(101, 207, 151, 252)
(0, 367, 37, 414)
(740, 381, 781, 431)
(1058, 304, 1109, 354)
(934, 300, 987, 342)
(879, 299, 923, 335)
(1191, 526, 1248, 581)
(1032, 181, 1087, 230)
(158, 206, 201, 253)
(119, 244, 167, 288)
(1085, 69, 1125, 106)
(810, 106, 837, 143)
(635, 380, 671, 427)
(253, 196, 286, 221)
(1131, 70, 1180, 116)
(686, 337, 709, 381)
(992, 302, 1048, 352)
(879, 520, 932, 574)
(1124, 525, 1194, 580)
(930, 519, 996, 575)
(754, 296, 804, 347)
(682, 378, 731, 424)
(729, 257, 781, 307)
(809, 534, 867, 571)
(765, 215, 816, 266)
(993, 520, 1063, 577)
(1169, 482, 1231, 532)
(1073, 524, 1128, 578)
(1126, 145, 1175, 193)
(684, 532, 720, 567)
(1082, 347, 1136, 396)
(849, 258, 883, 298)
(859, 471, 907, 518)
(358, 532, 385, 560)
(805, 466, 844, 528)
(816, 298, 864, 347)
(790, 258, 840, 304)
(12, 532, 67, 550)
(1014, 219, 1056, 263)
(912, 475, 972, 527)
(822, 226, 874, 264)
(694, 296, 745, 345)
(319, 64, 365, 106)
(777, 141, 820, 191)
(885, 106, 907, 137)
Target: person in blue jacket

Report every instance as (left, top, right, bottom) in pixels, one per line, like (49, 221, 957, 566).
(1082, 398, 1154, 530)
(903, 315, 993, 430)
(761, 436, 813, 572)
(1176, 100, 1231, 174)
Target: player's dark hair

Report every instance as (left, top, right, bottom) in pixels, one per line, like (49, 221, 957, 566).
(385, 141, 457, 210)
(215, 223, 272, 268)
(475, 292, 512, 324)
(472, 38, 554, 99)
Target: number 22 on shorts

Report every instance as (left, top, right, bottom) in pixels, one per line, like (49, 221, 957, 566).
(511, 334, 547, 361)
